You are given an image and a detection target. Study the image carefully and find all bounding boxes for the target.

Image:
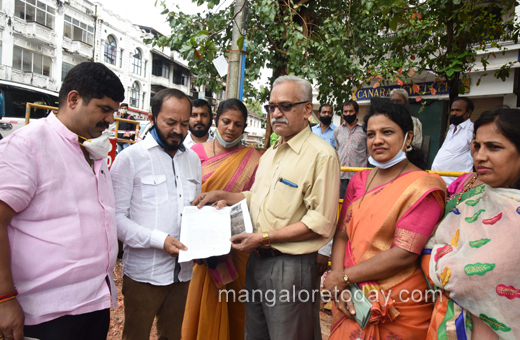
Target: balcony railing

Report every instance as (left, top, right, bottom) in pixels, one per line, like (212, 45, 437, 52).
(62, 39, 93, 59)
(11, 69, 58, 91)
(12, 19, 57, 47)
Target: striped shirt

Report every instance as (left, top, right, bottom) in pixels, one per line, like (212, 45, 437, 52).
(334, 122, 369, 179)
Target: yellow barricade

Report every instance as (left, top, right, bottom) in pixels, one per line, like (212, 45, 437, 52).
(24, 102, 140, 144)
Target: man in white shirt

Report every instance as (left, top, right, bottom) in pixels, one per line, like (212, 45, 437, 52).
(111, 88, 202, 340)
(432, 97, 475, 185)
(183, 99, 214, 149)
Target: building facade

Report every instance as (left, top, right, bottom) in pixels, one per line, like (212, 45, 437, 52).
(0, 0, 208, 119)
(0, 0, 96, 93)
(93, 4, 152, 117)
(245, 111, 265, 145)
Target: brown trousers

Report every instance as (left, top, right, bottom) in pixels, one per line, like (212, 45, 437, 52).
(122, 275, 190, 340)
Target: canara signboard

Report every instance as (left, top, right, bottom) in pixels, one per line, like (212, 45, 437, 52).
(352, 79, 470, 101)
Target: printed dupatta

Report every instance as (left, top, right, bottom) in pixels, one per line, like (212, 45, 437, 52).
(428, 186, 520, 340)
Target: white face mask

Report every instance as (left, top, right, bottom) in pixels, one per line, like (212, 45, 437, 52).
(215, 128, 243, 148)
(368, 132, 409, 169)
(80, 132, 112, 160)
(120, 108, 128, 114)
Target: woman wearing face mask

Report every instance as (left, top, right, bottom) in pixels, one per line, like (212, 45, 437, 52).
(324, 101, 447, 339)
(427, 108, 520, 340)
(182, 99, 261, 340)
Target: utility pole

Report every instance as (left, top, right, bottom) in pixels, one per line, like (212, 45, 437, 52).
(226, 0, 247, 99)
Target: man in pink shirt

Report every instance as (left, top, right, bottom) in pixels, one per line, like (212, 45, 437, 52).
(0, 62, 124, 340)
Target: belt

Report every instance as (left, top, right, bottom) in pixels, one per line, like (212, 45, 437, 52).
(254, 247, 285, 259)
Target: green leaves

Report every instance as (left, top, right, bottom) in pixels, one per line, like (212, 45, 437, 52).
(365, 0, 520, 99)
(389, 17, 398, 31)
(148, 0, 519, 106)
(237, 35, 245, 49)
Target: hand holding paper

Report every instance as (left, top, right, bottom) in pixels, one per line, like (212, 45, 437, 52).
(178, 199, 253, 263)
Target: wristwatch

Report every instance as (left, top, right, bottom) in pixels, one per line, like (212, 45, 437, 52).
(342, 271, 351, 285)
(262, 232, 271, 247)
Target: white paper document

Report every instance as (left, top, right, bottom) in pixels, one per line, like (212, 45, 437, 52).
(212, 55, 229, 77)
(178, 199, 253, 263)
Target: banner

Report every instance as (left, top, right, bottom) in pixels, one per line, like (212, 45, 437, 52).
(107, 138, 117, 170)
(352, 79, 470, 101)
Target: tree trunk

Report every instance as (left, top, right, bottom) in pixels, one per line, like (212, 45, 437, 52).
(448, 72, 460, 105)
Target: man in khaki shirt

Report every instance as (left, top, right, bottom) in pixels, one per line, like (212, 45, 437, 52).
(194, 75, 340, 340)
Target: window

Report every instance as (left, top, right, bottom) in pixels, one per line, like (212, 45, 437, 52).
(144, 60, 147, 77)
(104, 35, 117, 65)
(132, 48, 142, 75)
(173, 67, 189, 86)
(12, 46, 51, 76)
(162, 63, 169, 78)
(15, 0, 55, 29)
(152, 56, 169, 78)
(63, 15, 94, 46)
(62, 62, 74, 81)
(119, 49, 123, 68)
(130, 82, 140, 108)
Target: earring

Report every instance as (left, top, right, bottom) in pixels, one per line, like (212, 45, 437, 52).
(406, 144, 413, 152)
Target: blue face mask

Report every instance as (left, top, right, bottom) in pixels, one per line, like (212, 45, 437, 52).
(150, 126, 168, 149)
(368, 132, 409, 169)
(215, 128, 243, 148)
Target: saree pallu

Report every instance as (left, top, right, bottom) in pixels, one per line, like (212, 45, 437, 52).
(330, 171, 446, 340)
(421, 174, 485, 287)
(182, 146, 261, 340)
(427, 186, 520, 340)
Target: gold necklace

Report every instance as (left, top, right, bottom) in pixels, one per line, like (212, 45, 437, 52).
(358, 160, 409, 208)
(454, 173, 480, 206)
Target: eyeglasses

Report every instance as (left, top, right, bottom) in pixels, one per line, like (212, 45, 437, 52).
(264, 101, 309, 114)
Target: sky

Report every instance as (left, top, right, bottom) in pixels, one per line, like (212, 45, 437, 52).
(97, 0, 271, 91)
(98, 0, 210, 34)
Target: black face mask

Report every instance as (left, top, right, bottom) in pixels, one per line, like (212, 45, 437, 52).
(343, 114, 357, 124)
(450, 115, 465, 126)
(319, 116, 332, 126)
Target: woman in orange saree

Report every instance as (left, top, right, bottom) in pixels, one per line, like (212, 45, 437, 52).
(324, 101, 446, 340)
(181, 99, 261, 340)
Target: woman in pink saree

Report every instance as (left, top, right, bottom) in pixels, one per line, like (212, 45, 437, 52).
(324, 101, 446, 340)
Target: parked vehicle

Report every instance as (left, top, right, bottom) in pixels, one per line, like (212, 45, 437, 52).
(0, 80, 59, 137)
(135, 121, 152, 142)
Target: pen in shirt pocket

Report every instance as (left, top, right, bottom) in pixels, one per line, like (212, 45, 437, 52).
(276, 177, 298, 188)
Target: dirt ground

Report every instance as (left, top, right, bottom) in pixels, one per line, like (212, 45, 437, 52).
(107, 260, 333, 340)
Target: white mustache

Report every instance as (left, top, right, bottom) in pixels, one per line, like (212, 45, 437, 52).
(271, 118, 289, 125)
